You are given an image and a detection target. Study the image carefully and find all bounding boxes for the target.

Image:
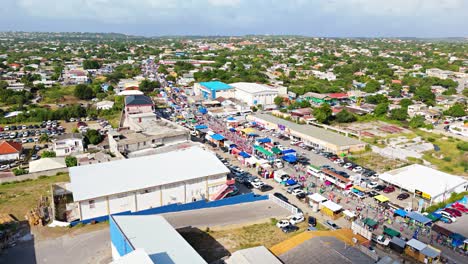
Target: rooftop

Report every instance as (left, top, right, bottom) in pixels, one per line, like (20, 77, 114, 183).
(69, 146, 229, 201)
(230, 82, 278, 94)
(199, 81, 232, 91)
(0, 140, 22, 155)
(226, 246, 282, 264)
(251, 113, 364, 147)
(112, 215, 207, 264)
(379, 164, 467, 197)
(125, 95, 154, 106)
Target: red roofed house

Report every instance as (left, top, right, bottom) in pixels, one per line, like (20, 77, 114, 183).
(328, 93, 348, 99)
(392, 80, 402, 85)
(0, 141, 22, 161)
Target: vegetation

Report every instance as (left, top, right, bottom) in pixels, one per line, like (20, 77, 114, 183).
(65, 156, 77, 167)
(74, 84, 95, 100)
(41, 151, 57, 158)
(424, 191, 468, 213)
(85, 129, 103, 145)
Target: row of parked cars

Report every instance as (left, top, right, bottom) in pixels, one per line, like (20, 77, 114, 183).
(438, 202, 468, 223)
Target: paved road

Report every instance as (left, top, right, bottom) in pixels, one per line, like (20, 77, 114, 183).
(0, 229, 111, 264)
(162, 200, 290, 228)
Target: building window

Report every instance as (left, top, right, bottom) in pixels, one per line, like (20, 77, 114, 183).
(89, 200, 95, 209)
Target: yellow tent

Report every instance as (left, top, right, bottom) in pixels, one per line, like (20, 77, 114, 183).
(241, 128, 256, 134)
(374, 195, 389, 203)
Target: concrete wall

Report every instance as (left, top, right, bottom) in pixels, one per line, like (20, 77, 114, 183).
(0, 153, 19, 161)
(0, 168, 69, 184)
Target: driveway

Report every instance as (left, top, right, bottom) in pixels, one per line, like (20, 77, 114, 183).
(162, 200, 290, 228)
(0, 228, 111, 264)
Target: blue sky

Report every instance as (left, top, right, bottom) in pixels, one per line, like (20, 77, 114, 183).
(1, 0, 467, 37)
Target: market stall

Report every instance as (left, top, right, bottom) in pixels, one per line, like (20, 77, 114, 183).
(363, 217, 378, 231)
(374, 195, 390, 203)
(308, 193, 328, 212)
(320, 200, 343, 219)
(343, 209, 357, 221)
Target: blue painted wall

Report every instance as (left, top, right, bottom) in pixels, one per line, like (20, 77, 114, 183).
(109, 216, 134, 257)
(71, 193, 268, 227)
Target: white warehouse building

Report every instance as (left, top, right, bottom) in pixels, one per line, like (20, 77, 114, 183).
(231, 82, 285, 108)
(68, 147, 229, 221)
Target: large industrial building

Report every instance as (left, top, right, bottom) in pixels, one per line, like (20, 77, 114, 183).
(230, 82, 285, 108)
(194, 81, 234, 99)
(66, 147, 230, 221)
(110, 214, 207, 264)
(247, 113, 366, 154)
(379, 164, 468, 206)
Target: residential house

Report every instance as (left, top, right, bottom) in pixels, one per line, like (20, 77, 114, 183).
(96, 100, 115, 110)
(0, 141, 22, 161)
(53, 133, 84, 156)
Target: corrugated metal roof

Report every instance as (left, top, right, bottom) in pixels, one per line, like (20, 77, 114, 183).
(69, 147, 229, 201)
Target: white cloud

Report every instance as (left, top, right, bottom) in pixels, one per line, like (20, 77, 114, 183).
(208, 0, 241, 7)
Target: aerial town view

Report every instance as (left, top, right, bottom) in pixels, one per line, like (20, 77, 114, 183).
(0, 1, 467, 264)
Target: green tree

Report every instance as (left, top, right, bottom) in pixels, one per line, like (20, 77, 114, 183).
(41, 151, 56, 158)
(85, 129, 103, 145)
(463, 89, 468, 97)
(274, 96, 284, 107)
(139, 79, 161, 93)
(39, 133, 50, 143)
(409, 115, 426, 128)
(374, 103, 389, 116)
(399, 98, 413, 109)
(444, 103, 466, 117)
(390, 108, 408, 121)
(313, 104, 332, 124)
(83, 60, 101, 70)
(414, 86, 435, 105)
(289, 71, 297, 79)
(335, 109, 356, 123)
(65, 156, 77, 167)
(363, 80, 381, 93)
(74, 84, 95, 99)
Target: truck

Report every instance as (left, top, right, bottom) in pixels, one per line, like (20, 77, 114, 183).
(372, 235, 391, 246)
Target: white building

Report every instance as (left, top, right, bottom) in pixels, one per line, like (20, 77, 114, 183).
(96, 100, 115, 110)
(426, 68, 454, 80)
(379, 164, 468, 206)
(231, 82, 281, 108)
(68, 147, 229, 221)
(53, 133, 84, 156)
(0, 141, 22, 161)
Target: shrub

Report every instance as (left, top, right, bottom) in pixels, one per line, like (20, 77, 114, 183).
(442, 157, 452, 162)
(456, 142, 468, 151)
(427, 137, 435, 142)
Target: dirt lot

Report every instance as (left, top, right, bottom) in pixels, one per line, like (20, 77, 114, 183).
(0, 173, 70, 221)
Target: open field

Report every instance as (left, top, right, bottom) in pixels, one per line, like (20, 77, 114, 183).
(0, 173, 70, 220)
(348, 151, 408, 172)
(40, 86, 77, 104)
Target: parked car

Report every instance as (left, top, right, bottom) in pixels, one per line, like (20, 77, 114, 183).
(397, 193, 410, 200)
(308, 216, 317, 227)
(0, 164, 10, 171)
(367, 190, 380, 197)
(273, 192, 289, 202)
(440, 211, 457, 222)
(276, 220, 290, 228)
(452, 203, 468, 213)
(281, 225, 299, 233)
(443, 208, 462, 217)
(251, 180, 265, 189)
(367, 182, 379, 189)
(383, 186, 395, 193)
(289, 214, 305, 225)
(325, 220, 340, 230)
(375, 185, 386, 191)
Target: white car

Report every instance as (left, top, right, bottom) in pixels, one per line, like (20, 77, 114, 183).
(0, 164, 10, 171)
(333, 159, 343, 164)
(276, 219, 290, 228)
(352, 166, 363, 172)
(343, 163, 353, 169)
(291, 189, 305, 196)
(274, 159, 283, 168)
(252, 180, 265, 189)
(367, 182, 379, 189)
(289, 214, 305, 225)
(440, 211, 457, 222)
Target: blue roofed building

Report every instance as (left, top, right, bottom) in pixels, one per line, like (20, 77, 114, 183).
(194, 81, 234, 99)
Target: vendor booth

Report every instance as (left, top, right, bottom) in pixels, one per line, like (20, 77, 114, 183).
(405, 239, 441, 264)
(308, 193, 328, 212)
(320, 200, 343, 220)
(363, 217, 378, 231)
(253, 145, 274, 160)
(406, 211, 432, 226)
(374, 195, 390, 203)
(343, 209, 357, 221)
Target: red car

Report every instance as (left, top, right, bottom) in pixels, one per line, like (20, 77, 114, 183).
(452, 203, 468, 213)
(383, 186, 395, 193)
(443, 208, 462, 217)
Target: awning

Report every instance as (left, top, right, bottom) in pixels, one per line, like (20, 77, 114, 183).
(390, 237, 406, 248)
(194, 124, 208, 130)
(343, 210, 356, 218)
(426, 213, 441, 222)
(271, 147, 282, 155)
(321, 200, 342, 212)
(394, 209, 407, 217)
(229, 127, 236, 132)
(239, 151, 251, 158)
(420, 246, 440, 258)
(374, 195, 390, 203)
(282, 155, 297, 163)
(363, 218, 378, 228)
(286, 179, 297, 185)
(211, 134, 225, 141)
(353, 185, 366, 192)
(308, 193, 327, 203)
(254, 145, 273, 157)
(282, 149, 296, 155)
(241, 128, 256, 134)
(406, 212, 432, 225)
(384, 227, 401, 238)
(256, 138, 271, 144)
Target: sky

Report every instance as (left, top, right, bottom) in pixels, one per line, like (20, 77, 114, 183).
(1, 0, 467, 37)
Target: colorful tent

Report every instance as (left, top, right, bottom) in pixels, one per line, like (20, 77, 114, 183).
(374, 195, 390, 203)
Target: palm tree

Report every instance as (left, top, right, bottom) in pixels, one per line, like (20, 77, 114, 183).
(39, 133, 50, 143)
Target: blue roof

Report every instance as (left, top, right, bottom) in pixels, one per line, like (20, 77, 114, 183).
(282, 149, 297, 155)
(199, 81, 232, 91)
(394, 209, 407, 217)
(256, 138, 271, 144)
(239, 152, 251, 158)
(286, 179, 297, 185)
(407, 211, 432, 225)
(194, 125, 208, 130)
(282, 155, 297, 163)
(211, 134, 225, 141)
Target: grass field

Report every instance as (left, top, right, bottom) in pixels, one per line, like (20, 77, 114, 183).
(0, 173, 70, 220)
(40, 86, 76, 104)
(348, 152, 408, 172)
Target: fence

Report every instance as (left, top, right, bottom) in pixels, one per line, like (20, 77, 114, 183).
(71, 192, 268, 226)
(269, 194, 299, 215)
(0, 168, 69, 184)
(358, 244, 380, 261)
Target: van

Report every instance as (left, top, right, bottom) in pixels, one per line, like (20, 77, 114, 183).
(287, 184, 302, 193)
